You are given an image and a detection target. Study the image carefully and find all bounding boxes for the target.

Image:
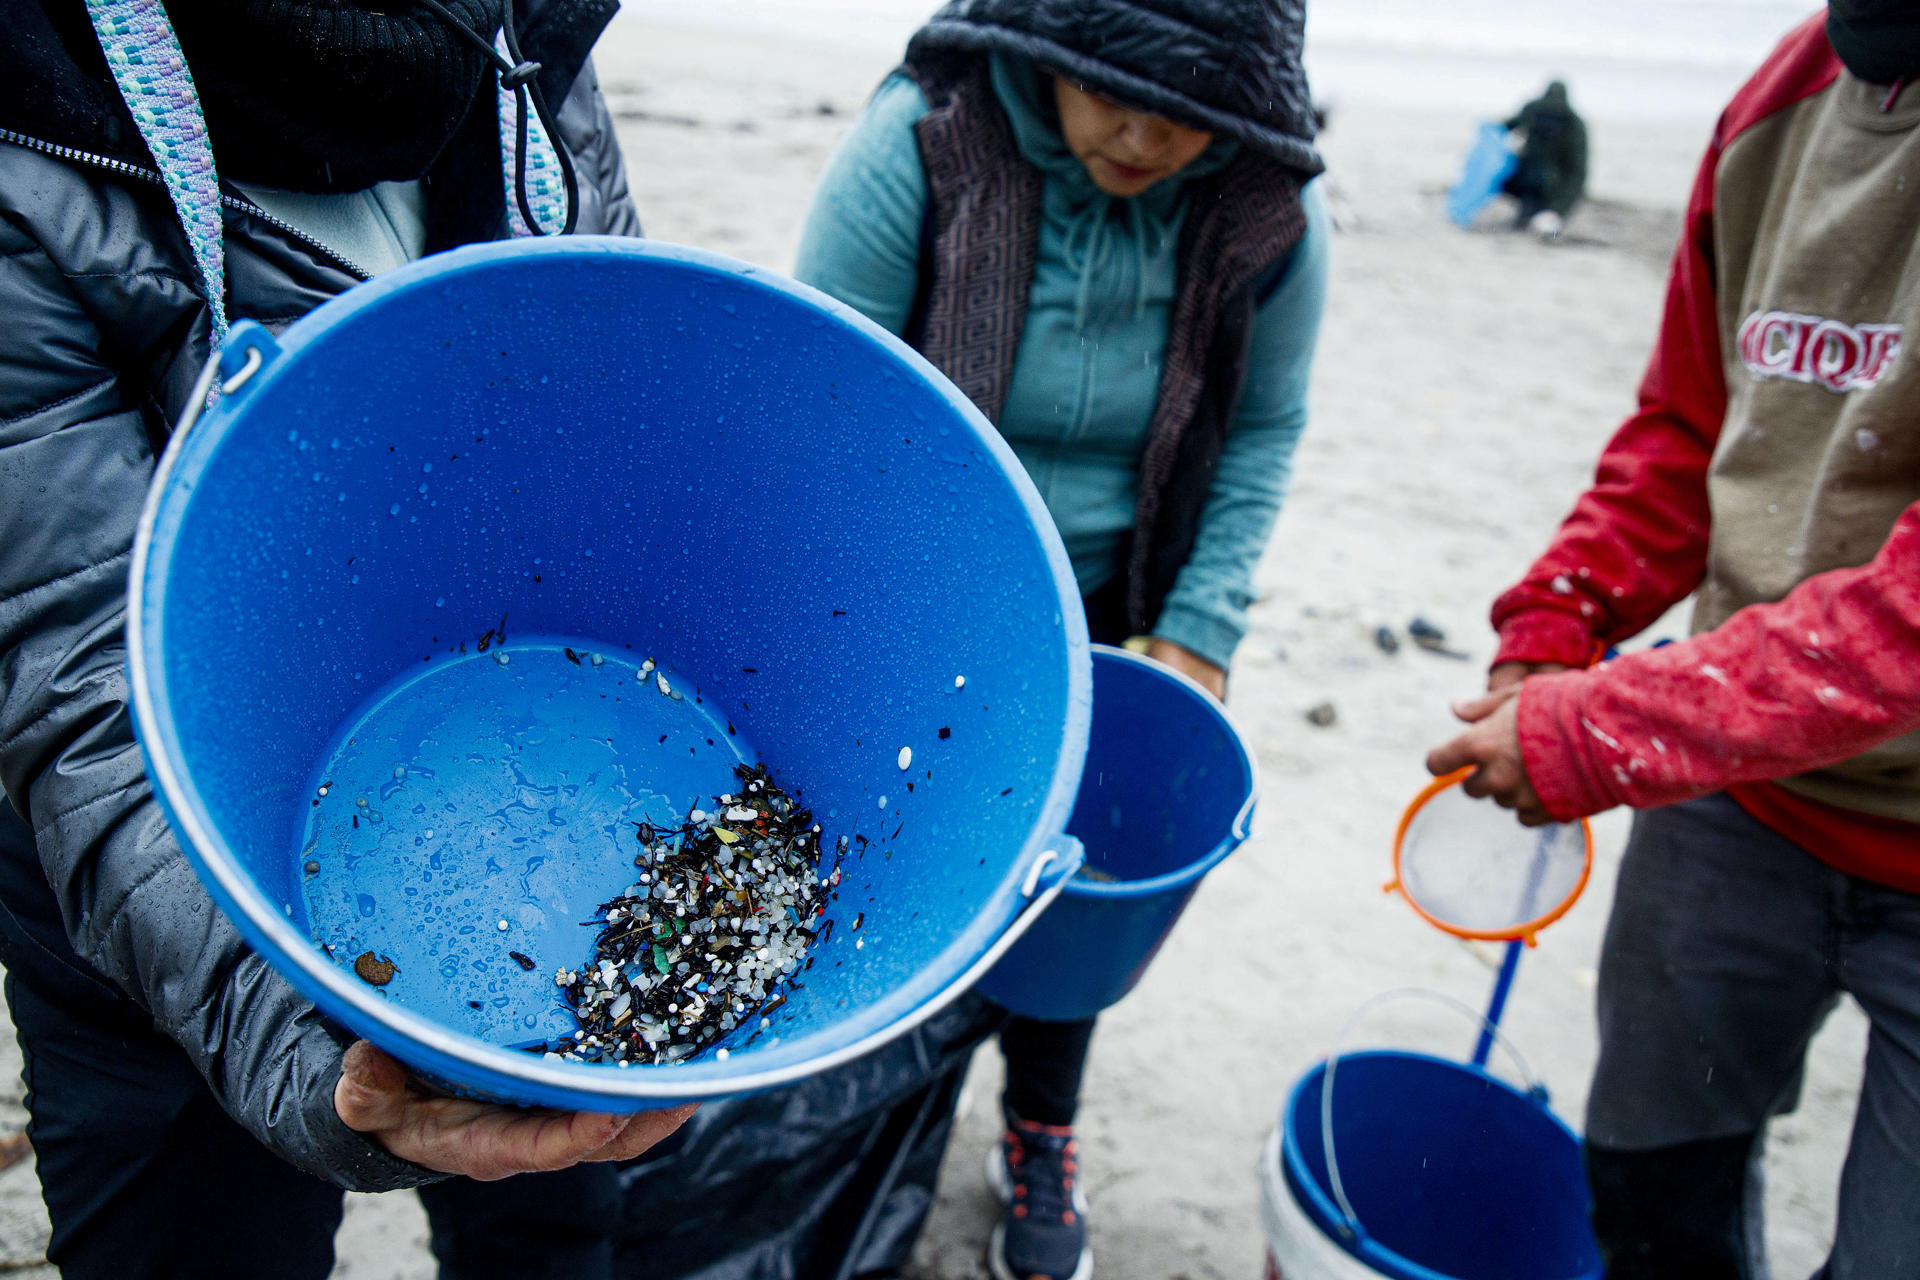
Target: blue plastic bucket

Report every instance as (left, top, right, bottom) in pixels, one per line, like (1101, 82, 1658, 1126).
(127, 238, 1092, 1111)
(1446, 122, 1519, 229)
(1277, 1050, 1602, 1280)
(973, 645, 1255, 1021)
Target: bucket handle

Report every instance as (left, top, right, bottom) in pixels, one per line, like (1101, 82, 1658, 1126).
(170, 321, 278, 442)
(1318, 988, 1546, 1243)
(1230, 794, 1257, 846)
(944, 835, 1085, 997)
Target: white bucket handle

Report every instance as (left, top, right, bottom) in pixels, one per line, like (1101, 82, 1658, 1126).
(171, 327, 271, 444)
(1319, 988, 1546, 1242)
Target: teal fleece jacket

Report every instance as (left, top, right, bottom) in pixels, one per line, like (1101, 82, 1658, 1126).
(794, 54, 1328, 669)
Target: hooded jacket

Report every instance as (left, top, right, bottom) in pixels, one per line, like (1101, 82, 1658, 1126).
(795, 0, 1327, 661)
(0, 0, 638, 1190)
(1504, 82, 1588, 218)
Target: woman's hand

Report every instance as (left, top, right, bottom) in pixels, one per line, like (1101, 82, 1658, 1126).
(1144, 639, 1227, 701)
(335, 1040, 695, 1181)
(1425, 684, 1552, 826)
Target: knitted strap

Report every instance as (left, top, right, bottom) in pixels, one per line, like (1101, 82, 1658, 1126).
(496, 34, 566, 237)
(85, 0, 229, 339)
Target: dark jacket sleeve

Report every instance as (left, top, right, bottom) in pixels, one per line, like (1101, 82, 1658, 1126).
(556, 56, 642, 238)
(0, 170, 437, 1192)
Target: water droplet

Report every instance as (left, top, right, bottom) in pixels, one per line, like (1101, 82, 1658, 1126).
(389, 503, 401, 516)
(356, 894, 377, 918)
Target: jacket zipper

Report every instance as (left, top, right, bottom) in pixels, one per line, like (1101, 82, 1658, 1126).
(0, 126, 374, 282)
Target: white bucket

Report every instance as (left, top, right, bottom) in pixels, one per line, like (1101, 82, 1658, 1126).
(1257, 1127, 1380, 1280)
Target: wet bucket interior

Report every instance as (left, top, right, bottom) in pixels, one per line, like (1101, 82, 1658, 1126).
(974, 646, 1255, 1021)
(1065, 647, 1253, 884)
(132, 239, 1090, 1109)
(1284, 1051, 1602, 1280)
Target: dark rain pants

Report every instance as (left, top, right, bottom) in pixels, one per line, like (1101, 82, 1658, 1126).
(1585, 792, 1920, 1280)
(988, 576, 1140, 1129)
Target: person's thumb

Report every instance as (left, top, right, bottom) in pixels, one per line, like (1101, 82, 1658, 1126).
(1426, 730, 1479, 779)
(1451, 684, 1519, 724)
(335, 1040, 411, 1134)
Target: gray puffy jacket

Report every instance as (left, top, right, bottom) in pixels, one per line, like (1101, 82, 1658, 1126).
(0, 9, 640, 1190)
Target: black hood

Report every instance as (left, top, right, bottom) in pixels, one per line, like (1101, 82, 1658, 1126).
(906, 0, 1322, 176)
(1827, 0, 1920, 87)
(0, 0, 615, 176)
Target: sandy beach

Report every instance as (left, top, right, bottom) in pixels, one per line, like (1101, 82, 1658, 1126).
(0, 7, 1866, 1279)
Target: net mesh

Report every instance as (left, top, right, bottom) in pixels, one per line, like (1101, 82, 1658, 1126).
(1397, 783, 1587, 936)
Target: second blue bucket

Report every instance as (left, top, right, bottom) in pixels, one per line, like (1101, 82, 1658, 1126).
(974, 645, 1256, 1021)
(1275, 1050, 1602, 1280)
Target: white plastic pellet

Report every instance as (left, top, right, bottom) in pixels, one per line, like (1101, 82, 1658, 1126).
(897, 747, 912, 770)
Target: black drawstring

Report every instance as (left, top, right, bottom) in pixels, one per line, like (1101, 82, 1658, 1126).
(411, 0, 581, 235)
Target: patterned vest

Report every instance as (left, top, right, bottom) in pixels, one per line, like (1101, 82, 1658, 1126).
(901, 53, 1308, 633)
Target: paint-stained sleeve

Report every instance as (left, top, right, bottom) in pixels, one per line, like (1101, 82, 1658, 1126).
(792, 75, 932, 337)
(1152, 183, 1329, 670)
(1516, 500, 1920, 819)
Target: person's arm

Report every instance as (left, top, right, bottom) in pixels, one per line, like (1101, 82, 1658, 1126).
(1434, 500, 1920, 822)
(555, 56, 643, 238)
(1488, 138, 1726, 678)
(791, 75, 932, 336)
(0, 195, 682, 1188)
(1149, 182, 1331, 677)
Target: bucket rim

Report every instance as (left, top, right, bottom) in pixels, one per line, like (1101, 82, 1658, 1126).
(1278, 1048, 1585, 1280)
(1058, 645, 1258, 901)
(125, 236, 1095, 1106)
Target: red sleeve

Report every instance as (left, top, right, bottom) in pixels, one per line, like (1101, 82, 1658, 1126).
(1490, 14, 1842, 671)
(1517, 501, 1920, 820)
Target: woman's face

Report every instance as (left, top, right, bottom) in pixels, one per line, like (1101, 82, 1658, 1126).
(1052, 78, 1215, 197)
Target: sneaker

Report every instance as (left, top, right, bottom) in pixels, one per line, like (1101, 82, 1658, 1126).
(985, 1109, 1092, 1280)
